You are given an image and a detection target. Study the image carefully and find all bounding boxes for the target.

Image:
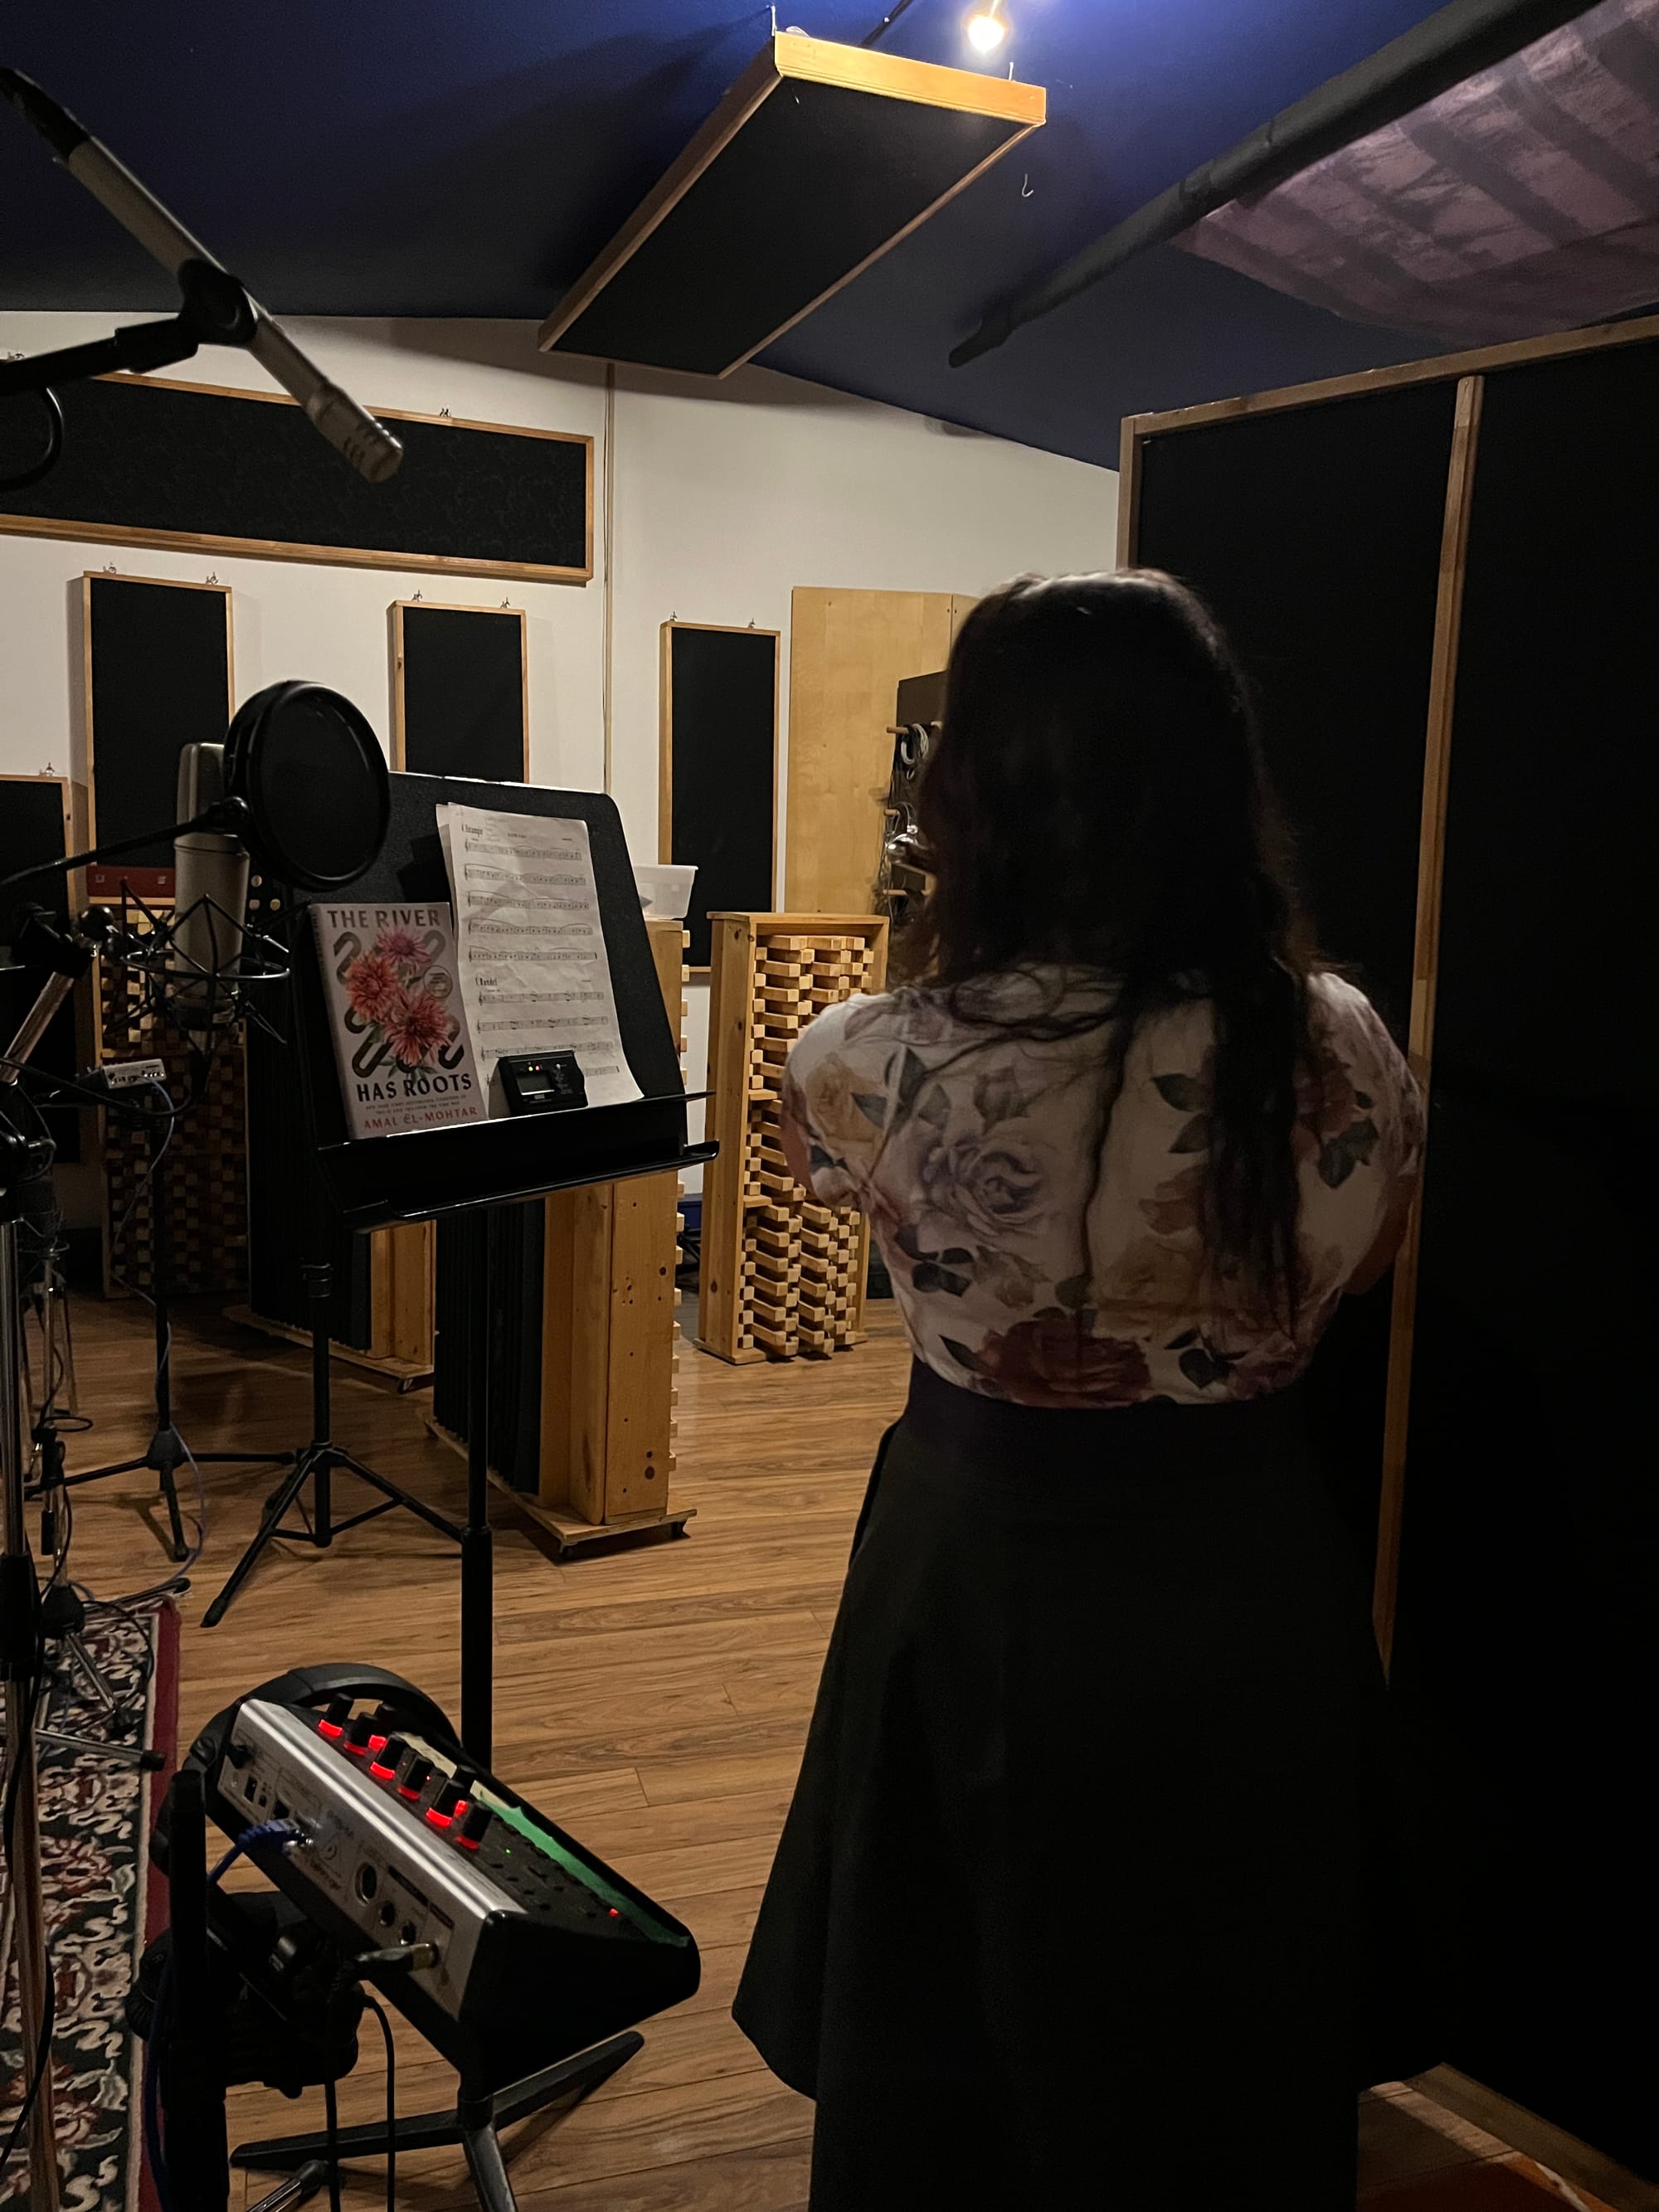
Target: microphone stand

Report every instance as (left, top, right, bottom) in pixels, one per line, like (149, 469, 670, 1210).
(61, 1077, 284, 1563)
(1, 905, 285, 1562)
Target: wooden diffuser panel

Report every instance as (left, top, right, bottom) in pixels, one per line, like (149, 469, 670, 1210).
(698, 912, 888, 1365)
(541, 35, 1044, 377)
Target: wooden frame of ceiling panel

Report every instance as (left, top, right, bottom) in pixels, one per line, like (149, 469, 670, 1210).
(538, 32, 1045, 377)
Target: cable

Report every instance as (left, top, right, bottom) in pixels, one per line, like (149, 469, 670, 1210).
(860, 0, 921, 43)
(209, 1818, 304, 1887)
(105, 1091, 180, 1300)
(324, 2081, 343, 2212)
(0, 1057, 183, 1123)
(320, 1946, 431, 2212)
(360, 1991, 397, 2212)
(0, 385, 63, 493)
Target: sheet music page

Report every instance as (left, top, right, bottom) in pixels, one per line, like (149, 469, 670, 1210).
(435, 801, 642, 1110)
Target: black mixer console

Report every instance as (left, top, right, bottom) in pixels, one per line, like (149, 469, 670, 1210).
(181, 1668, 698, 2095)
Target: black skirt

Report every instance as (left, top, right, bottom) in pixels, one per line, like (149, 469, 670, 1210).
(733, 1363, 1439, 2211)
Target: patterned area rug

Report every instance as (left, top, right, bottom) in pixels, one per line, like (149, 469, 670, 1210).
(1, 1600, 179, 2210)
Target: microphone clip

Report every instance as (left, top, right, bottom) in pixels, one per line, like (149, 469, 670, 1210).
(8, 907, 96, 983)
(0, 260, 258, 413)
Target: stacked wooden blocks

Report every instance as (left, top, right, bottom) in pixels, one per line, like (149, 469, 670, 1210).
(698, 912, 888, 1365)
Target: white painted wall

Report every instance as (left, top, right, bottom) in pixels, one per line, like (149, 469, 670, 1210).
(0, 314, 1117, 1175)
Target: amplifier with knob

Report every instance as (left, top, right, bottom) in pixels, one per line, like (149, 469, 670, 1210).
(166, 1664, 699, 2098)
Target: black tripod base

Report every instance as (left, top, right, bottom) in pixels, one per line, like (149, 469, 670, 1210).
(65, 1429, 282, 1562)
(231, 2034, 643, 2210)
(201, 1445, 459, 1629)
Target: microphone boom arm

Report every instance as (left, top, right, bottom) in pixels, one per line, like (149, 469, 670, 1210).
(0, 68, 402, 484)
(0, 796, 252, 901)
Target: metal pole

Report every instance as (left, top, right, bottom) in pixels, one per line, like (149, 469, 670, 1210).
(949, 0, 1594, 365)
(2, 1218, 62, 2210)
(460, 1211, 494, 1766)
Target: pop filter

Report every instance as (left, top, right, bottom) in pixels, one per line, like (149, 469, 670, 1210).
(224, 681, 389, 892)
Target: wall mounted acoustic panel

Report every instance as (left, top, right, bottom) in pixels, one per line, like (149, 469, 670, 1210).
(1132, 382, 1457, 1578)
(0, 774, 80, 944)
(391, 602, 528, 781)
(1393, 335, 1659, 2176)
(3, 377, 591, 584)
(660, 622, 778, 967)
(83, 574, 233, 901)
(541, 34, 1044, 377)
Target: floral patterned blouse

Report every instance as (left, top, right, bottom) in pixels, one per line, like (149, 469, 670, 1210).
(781, 969, 1423, 1409)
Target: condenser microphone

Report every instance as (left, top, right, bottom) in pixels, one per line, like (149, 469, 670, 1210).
(0, 70, 404, 486)
(169, 744, 251, 1034)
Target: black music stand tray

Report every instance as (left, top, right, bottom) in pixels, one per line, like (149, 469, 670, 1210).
(216, 776, 711, 2212)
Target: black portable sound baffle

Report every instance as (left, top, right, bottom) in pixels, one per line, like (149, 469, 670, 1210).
(202, 772, 713, 1769)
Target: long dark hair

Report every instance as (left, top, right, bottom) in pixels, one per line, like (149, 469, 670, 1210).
(898, 569, 1316, 1317)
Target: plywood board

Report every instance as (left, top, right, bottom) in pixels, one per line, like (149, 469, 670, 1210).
(784, 586, 971, 913)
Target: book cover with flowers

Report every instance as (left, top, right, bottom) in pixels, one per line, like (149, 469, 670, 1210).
(312, 902, 487, 1138)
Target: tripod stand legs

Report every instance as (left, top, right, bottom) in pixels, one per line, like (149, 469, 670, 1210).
(461, 2114, 517, 2212)
(67, 1431, 190, 1560)
(60, 1277, 284, 1562)
(202, 1262, 462, 1629)
(199, 1449, 312, 1628)
(231, 2033, 645, 2208)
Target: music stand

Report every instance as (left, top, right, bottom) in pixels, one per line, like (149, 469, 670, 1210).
(202, 774, 713, 1768)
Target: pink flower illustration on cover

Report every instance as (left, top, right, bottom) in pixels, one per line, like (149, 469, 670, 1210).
(315, 902, 484, 1138)
(342, 922, 460, 1074)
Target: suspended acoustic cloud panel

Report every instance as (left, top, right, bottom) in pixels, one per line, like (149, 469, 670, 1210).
(539, 33, 1045, 377)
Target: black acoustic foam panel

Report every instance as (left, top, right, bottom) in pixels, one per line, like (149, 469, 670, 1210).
(1136, 383, 1455, 1038)
(85, 576, 231, 899)
(433, 1209, 544, 1490)
(0, 778, 72, 942)
(1133, 379, 1457, 1582)
(664, 625, 777, 967)
(2, 378, 589, 581)
(542, 36, 1042, 377)
(395, 604, 526, 781)
(554, 90, 1019, 375)
(1392, 337, 1658, 2174)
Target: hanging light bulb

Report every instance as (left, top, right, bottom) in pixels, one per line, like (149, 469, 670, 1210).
(965, 0, 1007, 56)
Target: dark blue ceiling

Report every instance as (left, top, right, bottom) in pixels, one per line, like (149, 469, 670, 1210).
(1, 0, 1457, 464)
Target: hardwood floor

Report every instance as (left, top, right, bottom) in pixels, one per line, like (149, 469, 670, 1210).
(51, 1294, 1637, 2210)
(61, 1292, 902, 2209)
